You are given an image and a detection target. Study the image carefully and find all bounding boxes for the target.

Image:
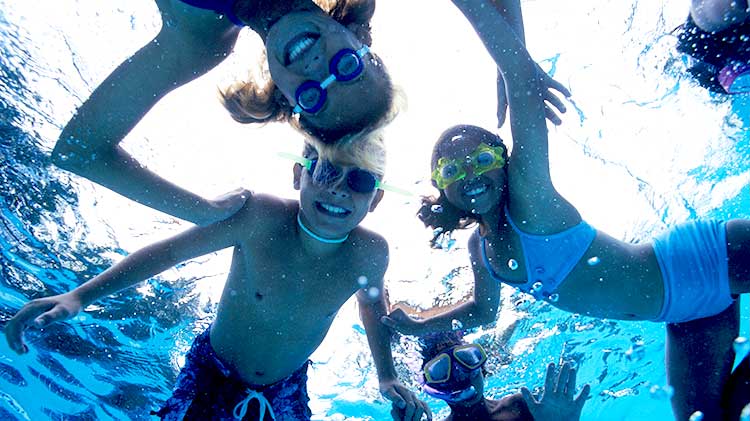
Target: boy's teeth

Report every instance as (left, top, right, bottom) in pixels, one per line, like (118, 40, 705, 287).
(289, 36, 316, 62)
(321, 203, 347, 214)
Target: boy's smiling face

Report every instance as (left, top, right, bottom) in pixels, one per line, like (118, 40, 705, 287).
(293, 147, 384, 240)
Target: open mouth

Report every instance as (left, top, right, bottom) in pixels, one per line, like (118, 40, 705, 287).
(463, 180, 489, 198)
(315, 201, 352, 218)
(284, 33, 320, 65)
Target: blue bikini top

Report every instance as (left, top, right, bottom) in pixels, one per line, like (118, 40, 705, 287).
(480, 207, 596, 300)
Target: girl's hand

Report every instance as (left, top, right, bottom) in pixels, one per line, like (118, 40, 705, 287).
(199, 188, 250, 226)
(4, 292, 83, 355)
(497, 64, 571, 127)
(381, 308, 425, 336)
(520, 362, 590, 421)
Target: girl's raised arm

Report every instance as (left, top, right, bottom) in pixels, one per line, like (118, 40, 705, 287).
(451, 0, 578, 232)
(52, 1, 244, 225)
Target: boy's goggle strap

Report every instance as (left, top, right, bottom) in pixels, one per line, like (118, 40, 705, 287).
(423, 343, 487, 385)
(278, 152, 413, 196)
(431, 143, 507, 190)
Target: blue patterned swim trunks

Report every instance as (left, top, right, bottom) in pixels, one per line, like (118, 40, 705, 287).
(153, 328, 312, 420)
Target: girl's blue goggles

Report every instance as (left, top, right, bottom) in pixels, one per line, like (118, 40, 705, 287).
(293, 46, 370, 114)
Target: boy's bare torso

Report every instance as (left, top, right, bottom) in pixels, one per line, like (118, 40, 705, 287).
(209, 195, 386, 385)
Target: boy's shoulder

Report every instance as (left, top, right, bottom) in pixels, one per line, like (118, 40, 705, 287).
(232, 191, 298, 236)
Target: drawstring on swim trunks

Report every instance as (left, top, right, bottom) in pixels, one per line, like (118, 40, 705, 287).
(233, 389, 276, 420)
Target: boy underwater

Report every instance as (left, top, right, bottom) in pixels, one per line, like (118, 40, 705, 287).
(4, 136, 431, 420)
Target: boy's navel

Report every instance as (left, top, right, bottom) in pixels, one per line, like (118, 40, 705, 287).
(255, 292, 264, 301)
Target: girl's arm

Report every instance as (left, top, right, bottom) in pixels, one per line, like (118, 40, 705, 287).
(52, 0, 244, 225)
(451, 0, 579, 233)
(4, 193, 250, 354)
(382, 234, 501, 335)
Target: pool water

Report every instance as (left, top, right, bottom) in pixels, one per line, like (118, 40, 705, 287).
(1, 0, 749, 420)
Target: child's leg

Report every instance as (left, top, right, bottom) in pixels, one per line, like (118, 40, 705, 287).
(726, 219, 750, 294)
(666, 301, 739, 421)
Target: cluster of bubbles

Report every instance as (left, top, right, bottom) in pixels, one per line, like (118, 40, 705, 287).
(648, 384, 675, 401)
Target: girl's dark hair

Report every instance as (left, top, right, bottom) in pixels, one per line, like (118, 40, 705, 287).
(419, 125, 509, 247)
(674, 15, 750, 93)
(220, 0, 398, 146)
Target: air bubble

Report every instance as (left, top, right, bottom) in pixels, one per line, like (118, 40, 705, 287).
(531, 281, 543, 292)
(451, 319, 463, 330)
(508, 259, 519, 270)
(357, 276, 368, 287)
(431, 205, 443, 213)
(367, 287, 380, 299)
(689, 411, 704, 421)
(733, 336, 749, 356)
(740, 403, 750, 421)
(548, 293, 559, 303)
(587, 256, 600, 266)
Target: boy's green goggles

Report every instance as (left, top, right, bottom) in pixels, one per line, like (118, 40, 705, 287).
(431, 143, 507, 190)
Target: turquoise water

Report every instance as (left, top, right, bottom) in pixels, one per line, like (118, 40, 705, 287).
(1, 0, 749, 420)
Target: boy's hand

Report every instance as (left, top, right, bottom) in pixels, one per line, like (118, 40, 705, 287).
(520, 362, 590, 421)
(4, 292, 83, 355)
(381, 308, 424, 336)
(381, 380, 432, 421)
(497, 65, 571, 127)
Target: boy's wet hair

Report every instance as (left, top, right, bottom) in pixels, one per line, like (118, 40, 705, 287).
(220, 0, 401, 146)
(418, 331, 466, 369)
(303, 127, 387, 178)
(419, 125, 509, 247)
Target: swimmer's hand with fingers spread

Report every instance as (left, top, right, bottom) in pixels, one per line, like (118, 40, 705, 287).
(4, 292, 83, 354)
(497, 64, 571, 127)
(206, 188, 251, 226)
(521, 362, 591, 421)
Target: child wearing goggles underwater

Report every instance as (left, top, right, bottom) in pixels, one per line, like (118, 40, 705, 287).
(5, 137, 431, 421)
(50, 0, 399, 227)
(383, 1, 750, 420)
(391, 332, 589, 421)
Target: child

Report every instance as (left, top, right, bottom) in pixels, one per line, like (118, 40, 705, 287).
(382, 0, 749, 419)
(6, 137, 430, 420)
(392, 331, 589, 421)
(52, 0, 399, 225)
(676, 0, 750, 94)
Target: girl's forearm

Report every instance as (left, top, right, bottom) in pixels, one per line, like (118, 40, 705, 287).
(420, 300, 496, 333)
(451, 0, 538, 88)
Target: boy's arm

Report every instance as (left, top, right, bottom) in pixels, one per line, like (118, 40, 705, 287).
(4, 194, 251, 354)
(358, 281, 432, 421)
(382, 235, 501, 335)
(52, 1, 244, 225)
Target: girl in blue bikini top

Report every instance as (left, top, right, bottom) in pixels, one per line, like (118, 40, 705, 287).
(52, 0, 398, 226)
